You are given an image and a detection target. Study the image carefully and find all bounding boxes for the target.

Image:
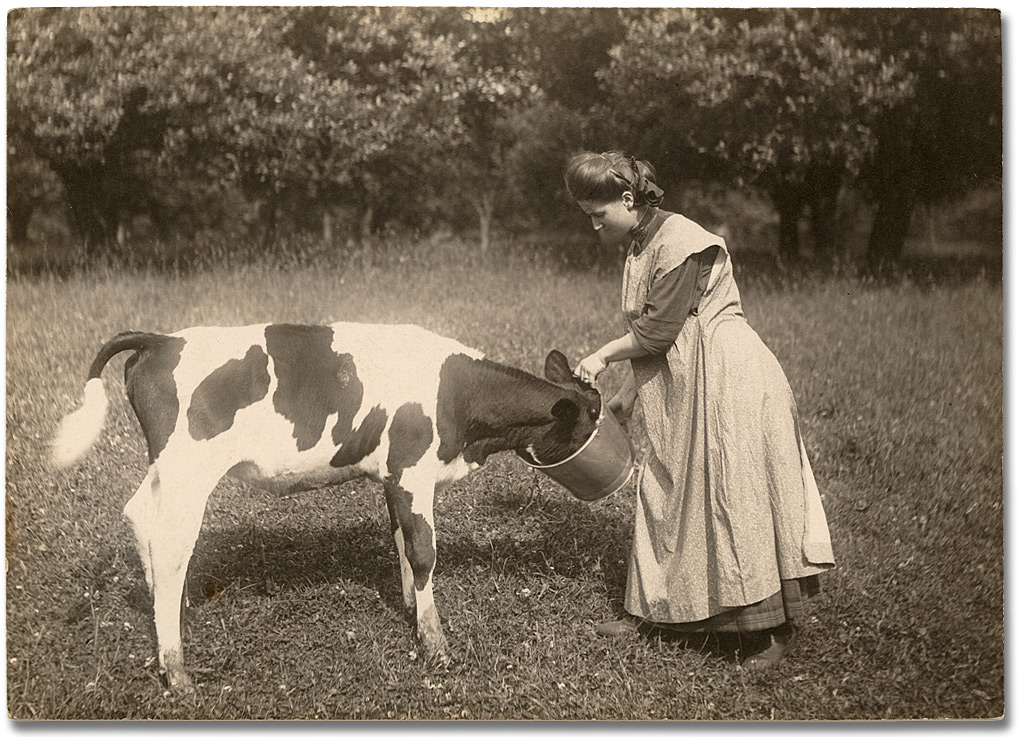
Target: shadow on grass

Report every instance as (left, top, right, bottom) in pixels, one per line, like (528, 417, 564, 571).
(182, 493, 632, 617)
(186, 518, 401, 610)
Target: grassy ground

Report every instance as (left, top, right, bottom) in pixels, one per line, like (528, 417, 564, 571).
(5, 252, 1003, 720)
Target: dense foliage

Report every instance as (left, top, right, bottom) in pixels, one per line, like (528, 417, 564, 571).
(599, 9, 917, 259)
(6, 7, 1001, 265)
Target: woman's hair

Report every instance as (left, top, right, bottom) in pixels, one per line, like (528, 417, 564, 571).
(563, 151, 664, 207)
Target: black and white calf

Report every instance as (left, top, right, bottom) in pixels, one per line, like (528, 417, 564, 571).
(51, 322, 600, 692)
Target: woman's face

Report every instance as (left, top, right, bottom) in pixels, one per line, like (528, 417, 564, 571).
(577, 192, 638, 248)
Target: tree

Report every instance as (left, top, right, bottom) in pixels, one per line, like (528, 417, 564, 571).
(501, 9, 630, 234)
(281, 7, 463, 246)
(7, 7, 434, 255)
(515, 8, 628, 115)
(7, 8, 307, 250)
(8, 8, 178, 252)
(6, 130, 63, 245)
(426, 8, 541, 252)
(829, 9, 1001, 267)
(599, 9, 915, 259)
(502, 100, 585, 228)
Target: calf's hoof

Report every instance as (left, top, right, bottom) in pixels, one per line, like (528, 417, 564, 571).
(425, 646, 452, 669)
(424, 650, 452, 670)
(162, 668, 196, 695)
(417, 630, 451, 668)
(160, 648, 196, 694)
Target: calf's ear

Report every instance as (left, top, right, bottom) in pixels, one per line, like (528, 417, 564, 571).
(544, 350, 574, 386)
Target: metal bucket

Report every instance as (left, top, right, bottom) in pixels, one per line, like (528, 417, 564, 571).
(522, 400, 635, 501)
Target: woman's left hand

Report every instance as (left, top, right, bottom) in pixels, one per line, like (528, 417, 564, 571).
(574, 352, 608, 386)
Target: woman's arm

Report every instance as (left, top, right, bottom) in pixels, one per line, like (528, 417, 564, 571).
(574, 331, 648, 384)
(630, 246, 718, 354)
(575, 247, 719, 385)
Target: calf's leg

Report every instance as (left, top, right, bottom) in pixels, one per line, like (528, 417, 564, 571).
(123, 466, 159, 593)
(126, 458, 222, 692)
(383, 467, 448, 662)
(384, 478, 416, 611)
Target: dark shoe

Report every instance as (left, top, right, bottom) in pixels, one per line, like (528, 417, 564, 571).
(740, 623, 795, 670)
(596, 614, 642, 638)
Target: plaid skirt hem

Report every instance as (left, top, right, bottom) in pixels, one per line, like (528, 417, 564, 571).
(647, 575, 822, 634)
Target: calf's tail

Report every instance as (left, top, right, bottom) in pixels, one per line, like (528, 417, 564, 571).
(50, 331, 170, 469)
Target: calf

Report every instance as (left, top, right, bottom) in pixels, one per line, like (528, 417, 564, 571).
(51, 322, 601, 693)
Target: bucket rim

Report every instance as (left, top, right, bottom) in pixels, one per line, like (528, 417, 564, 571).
(599, 462, 636, 498)
(521, 398, 616, 471)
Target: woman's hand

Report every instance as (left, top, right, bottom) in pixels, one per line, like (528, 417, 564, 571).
(607, 390, 636, 423)
(574, 351, 608, 386)
(575, 333, 648, 386)
(607, 371, 638, 423)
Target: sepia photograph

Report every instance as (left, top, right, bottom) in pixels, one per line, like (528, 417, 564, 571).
(5, 5, 1004, 721)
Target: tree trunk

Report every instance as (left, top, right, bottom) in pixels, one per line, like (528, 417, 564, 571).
(354, 203, 375, 268)
(7, 201, 33, 245)
(806, 166, 844, 261)
(474, 191, 494, 253)
(925, 204, 938, 252)
(260, 197, 279, 250)
(322, 209, 333, 246)
(58, 165, 115, 257)
(359, 203, 374, 245)
(117, 221, 129, 250)
(772, 187, 803, 261)
(866, 178, 917, 271)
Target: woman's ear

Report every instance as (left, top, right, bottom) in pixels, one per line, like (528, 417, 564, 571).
(622, 191, 635, 210)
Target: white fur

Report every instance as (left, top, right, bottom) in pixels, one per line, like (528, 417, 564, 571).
(50, 378, 108, 468)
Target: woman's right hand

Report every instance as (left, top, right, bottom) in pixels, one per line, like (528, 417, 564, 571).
(574, 351, 608, 386)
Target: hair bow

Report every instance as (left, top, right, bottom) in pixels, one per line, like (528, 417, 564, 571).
(610, 158, 664, 207)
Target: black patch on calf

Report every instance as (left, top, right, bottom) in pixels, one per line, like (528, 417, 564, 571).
(331, 405, 387, 468)
(384, 478, 435, 591)
(264, 324, 362, 451)
(124, 336, 187, 462)
(436, 353, 559, 465)
(436, 351, 599, 466)
(435, 354, 480, 463)
(387, 403, 433, 476)
(187, 345, 271, 440)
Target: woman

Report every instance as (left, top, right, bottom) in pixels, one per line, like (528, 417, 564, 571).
(566, 151, 835, 669)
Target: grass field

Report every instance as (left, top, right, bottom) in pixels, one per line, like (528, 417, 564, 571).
(5, 251, 1003, 720)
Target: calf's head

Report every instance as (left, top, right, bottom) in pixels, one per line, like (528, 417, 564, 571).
(520, 350, 603, 465)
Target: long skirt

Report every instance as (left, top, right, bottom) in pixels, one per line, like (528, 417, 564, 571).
(649, 576, 822, 633)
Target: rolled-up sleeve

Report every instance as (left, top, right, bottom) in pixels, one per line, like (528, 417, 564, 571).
(631, 247, 718, 354)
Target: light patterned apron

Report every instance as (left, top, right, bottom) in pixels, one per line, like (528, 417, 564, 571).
(622, 214, 834, 623)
